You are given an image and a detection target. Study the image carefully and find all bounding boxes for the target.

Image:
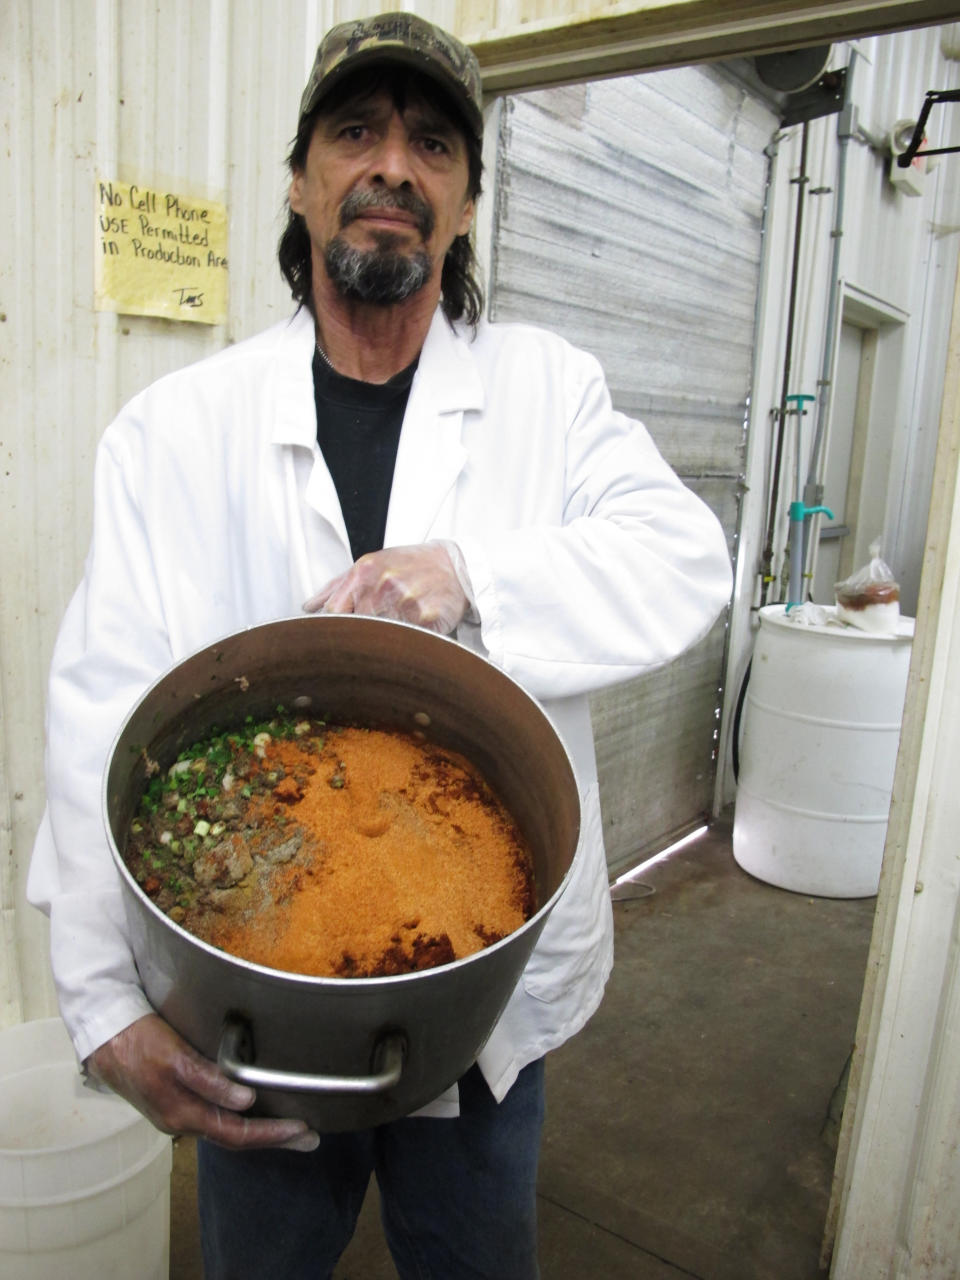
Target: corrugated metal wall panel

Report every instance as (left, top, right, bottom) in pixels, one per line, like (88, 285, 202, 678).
(492, 68, 773, 470)
(593, 477, 737, 870)
(490, 65, 777, 867)
(2, 0, 108, 1025)
(593, 616, 729, 863)
(224, 0, 326, 341)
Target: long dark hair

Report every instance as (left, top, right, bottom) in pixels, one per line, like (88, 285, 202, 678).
(278, 67, 484, 326)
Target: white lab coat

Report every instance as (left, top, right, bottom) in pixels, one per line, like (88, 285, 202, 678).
(28, 305, 732, 1109)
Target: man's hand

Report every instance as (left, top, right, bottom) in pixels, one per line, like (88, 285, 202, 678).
(86, 1014, 319, 1151)
(304, 542, 469, 635)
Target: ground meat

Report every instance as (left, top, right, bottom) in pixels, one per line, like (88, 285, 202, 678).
(193, 836, 253, 888)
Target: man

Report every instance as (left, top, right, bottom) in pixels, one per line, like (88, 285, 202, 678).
(28, 12, 732, 1278)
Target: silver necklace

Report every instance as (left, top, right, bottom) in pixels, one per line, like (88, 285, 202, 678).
(315, 339, 335, 371)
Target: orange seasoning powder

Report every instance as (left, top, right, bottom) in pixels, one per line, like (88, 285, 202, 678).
(198, 726, 536, 978)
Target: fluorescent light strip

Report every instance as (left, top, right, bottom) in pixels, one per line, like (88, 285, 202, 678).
(612, 825, 710, 886)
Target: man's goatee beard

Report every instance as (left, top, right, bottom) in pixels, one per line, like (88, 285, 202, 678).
(324, 236, 432, 305)
(324, 187, 436, 305)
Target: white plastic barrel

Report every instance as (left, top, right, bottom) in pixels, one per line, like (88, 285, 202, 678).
(0, 1018, 172, 1280)
(733, 605, 913, 897)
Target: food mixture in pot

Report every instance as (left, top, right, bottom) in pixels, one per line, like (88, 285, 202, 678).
(123, 713, 536, 978)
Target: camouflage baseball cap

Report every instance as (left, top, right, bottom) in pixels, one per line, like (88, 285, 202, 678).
(298, 12, 483, 142)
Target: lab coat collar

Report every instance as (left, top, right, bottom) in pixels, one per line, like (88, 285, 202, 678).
(414, 307, 485, 415)
(268, 305, 484, 446)
(385, 309, 484, 546)
(270, 305, 485, 547)
(271, 307, 320, 450)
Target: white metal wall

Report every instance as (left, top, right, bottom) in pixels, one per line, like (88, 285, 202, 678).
(718, 28, 960, 805)
(794, 28, 960, 610)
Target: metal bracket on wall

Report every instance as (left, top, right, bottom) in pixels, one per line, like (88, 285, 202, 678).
(781, 67, 847, 128)
(897, 89, 960, 166)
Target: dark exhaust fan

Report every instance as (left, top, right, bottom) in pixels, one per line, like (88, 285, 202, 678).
(755, 46, 833, 93)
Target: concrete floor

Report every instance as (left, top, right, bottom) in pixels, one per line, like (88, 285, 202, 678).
(169, 816, 876, 1278)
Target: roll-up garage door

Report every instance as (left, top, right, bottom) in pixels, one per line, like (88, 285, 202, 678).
(487, 64, 779, 872)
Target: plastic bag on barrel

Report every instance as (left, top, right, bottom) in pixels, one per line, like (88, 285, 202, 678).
(834, 540, 901, 633)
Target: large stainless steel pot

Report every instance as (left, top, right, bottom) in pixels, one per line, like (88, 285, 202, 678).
(104, 616, 580, 1131)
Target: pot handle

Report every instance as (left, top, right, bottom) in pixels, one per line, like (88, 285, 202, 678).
(217, 1014, 405, 1095)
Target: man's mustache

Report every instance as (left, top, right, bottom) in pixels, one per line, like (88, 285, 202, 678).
(339, 188, 435, 240)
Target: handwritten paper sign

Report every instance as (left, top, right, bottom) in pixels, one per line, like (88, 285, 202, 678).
(94, 179, 228, 324)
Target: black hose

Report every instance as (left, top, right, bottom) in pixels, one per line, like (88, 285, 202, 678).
(731, 659, 753, 784)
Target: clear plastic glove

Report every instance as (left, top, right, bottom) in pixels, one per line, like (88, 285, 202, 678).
(303, 542, 470, 635)
(86, 1013, 320, 1151)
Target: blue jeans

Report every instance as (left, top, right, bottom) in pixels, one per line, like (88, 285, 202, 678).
(197, 1059, 545, 1280)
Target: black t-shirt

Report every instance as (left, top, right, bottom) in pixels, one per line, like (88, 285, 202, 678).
(311, 349, 418, 561)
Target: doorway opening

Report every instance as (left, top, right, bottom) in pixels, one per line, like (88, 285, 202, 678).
(811, 287, 907, 604)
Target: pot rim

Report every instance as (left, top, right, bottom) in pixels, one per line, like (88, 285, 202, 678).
(102, 615, 581, 990)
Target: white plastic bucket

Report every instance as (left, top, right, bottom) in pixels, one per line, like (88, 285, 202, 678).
(0, 1018, 172, 1279)
(733, 605, 913, 897)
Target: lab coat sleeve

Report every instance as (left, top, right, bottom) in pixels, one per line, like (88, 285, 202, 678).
(27, 416, 174, 1063)
(456, 351, 732, 699)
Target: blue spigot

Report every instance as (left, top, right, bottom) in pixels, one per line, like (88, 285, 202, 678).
(786, 501, 834, 609)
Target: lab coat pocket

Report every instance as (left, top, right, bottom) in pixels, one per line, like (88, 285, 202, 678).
(520, 783, 613, 1005)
